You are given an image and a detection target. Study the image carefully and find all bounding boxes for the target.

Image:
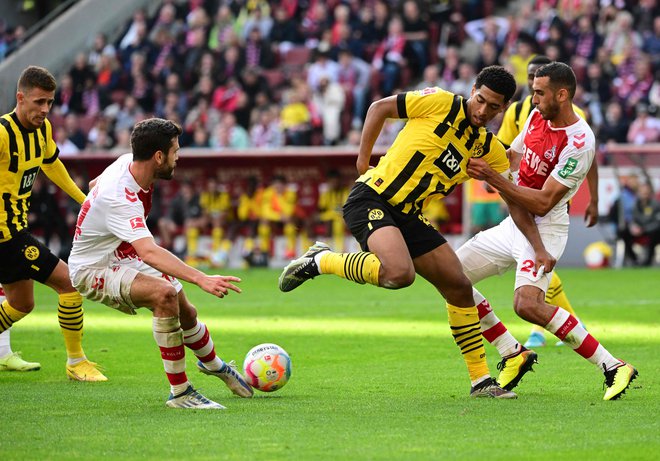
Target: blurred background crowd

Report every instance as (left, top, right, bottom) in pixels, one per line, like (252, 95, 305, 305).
(2, 0, 659, 267)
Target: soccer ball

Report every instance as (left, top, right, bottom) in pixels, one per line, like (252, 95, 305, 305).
(243, 343, 291, 392)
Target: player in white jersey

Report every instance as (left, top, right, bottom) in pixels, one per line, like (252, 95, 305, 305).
(69, 118, 253, 409)
(460, 62, 637, 400)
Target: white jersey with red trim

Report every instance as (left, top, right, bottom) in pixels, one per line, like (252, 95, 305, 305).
(68, 153, 153, 276)
(510, 108, 595, 226)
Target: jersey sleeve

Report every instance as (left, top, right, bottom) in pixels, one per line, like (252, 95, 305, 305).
(397, 87, 453, 119)
(106, 198, 153, 243)
(497, 102, 519, 146)
(551, 136, 595, 190)
(483, 135, 510, 175)
(42, 119, 60, 164)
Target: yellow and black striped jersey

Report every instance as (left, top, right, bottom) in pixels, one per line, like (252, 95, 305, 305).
(0, 111, 59, 242)
(498, 95, 587, 146)
(358, 88, 509, 214)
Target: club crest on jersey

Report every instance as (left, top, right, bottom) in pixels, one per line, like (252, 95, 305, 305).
(472, 142, 484, 158)
(544, 146, 557, 161)
(24, 245, 39, 260)
(130, 216, 146, 230)
(368, 209, 384, 220)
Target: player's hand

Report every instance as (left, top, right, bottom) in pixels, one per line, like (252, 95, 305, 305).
(584, 201, 599, 227)
(466, 158, 493, 180)
(534, 248, 556, 275)
(199, 275, 242, 298)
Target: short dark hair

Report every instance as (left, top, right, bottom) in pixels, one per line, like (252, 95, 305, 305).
(18, 65, 57, 93)
(535, 61, 577, 99)
(130, 118, 182, 161)
(528, 55, 552, 67)
(475, 65, 517, 103)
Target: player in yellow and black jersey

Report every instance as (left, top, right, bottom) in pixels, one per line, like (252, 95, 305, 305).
(0, 66, 106, 380)
(280, 66, 530, 398)
(498, 55, 598, 350)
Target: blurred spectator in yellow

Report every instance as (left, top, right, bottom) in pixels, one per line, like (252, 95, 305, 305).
(631, 183, 660, 266)
(259, 175, 297, 258)
(317, 170, 349, 251)
(199, 177, 233, 267)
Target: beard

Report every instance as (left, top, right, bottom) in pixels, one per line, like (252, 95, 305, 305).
(156, 165, 175, 180)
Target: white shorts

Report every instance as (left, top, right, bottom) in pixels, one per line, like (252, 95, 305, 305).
(71, 259, 183, 315)
(456, 216, 568, 292)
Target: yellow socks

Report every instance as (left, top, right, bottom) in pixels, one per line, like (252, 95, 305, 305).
(319, 251, 380, 286)
(447, 303, 489, 383)
(0, 300, 28, 333)
(58, 292, 85, 361)
(211, 227, 223, 252)
(186, 227, 199, 258)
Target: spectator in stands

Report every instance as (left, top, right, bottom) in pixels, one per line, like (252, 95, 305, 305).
(86, 116, 115, 151)
(158, 181, 202, 261)
(236, 176, 264, 263)
(317, 170, 349, 252)
(475, 40, 501, 70)
(250, 105, 284, 148)
(608, 175, 641, 267)
(239, 67, 273, 110)
(450, 62, 477, 98)
(199, 177, 233, 267)
(210, 112, 249, 149)
(312, 75, 346, 146)
(631, 183, 660, 266)
(301, 2, 331, 48)
(258, 175, 297, 259)
(54, 74, 81, 115)
(401, 0, 429, 74)
(269, 5, 303, 52)
(119, 21, 153, 73)
(280, 87, 312, 146)
(603, 10, 642, 65)
(337, 48, 371, 128)
(55, 127, 80, 156)
(118, 8, 148, 51)
(571, 15, 601, 75)
(87, 33, 116, 69)
(372, 15, 406, 96)
(643, 16, 660, 69)
(81, 76, 101, 117)
(243, 26, 275, 69)
(507, 32, 537, 93)
(627, 103, 660, 145)
(208, 4, 237, 53)
(189, 124, 210, 148)
(149, 2, 184, 44)
(64, 113, 87, 150)
(69, 53, 96, 113)
(437, 46, 461, 89)
(615, 54, 654, 111)
(598, 101, 630, 146)
(242, 4, 274, 41)
(307, 48, 340, 92)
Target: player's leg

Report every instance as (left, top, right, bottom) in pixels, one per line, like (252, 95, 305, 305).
(414, 243, 515, 399)
(0, 325, 41, 371)
(129, 272, 224, 409)
(456, 219, 536, 391)
(177, 290, 253, 398)
(513, 277, 637, 400)
(44, 260, 107, 381)
(0, 280, 34, 335)
(524, 271, 584, 348)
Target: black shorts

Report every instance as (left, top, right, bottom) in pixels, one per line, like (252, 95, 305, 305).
(342, 182, 447, 259)
(0, 231, 60, 284)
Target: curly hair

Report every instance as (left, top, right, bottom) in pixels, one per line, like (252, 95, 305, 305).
(130, 118, 182, 161)
(474, 66, 517, 103)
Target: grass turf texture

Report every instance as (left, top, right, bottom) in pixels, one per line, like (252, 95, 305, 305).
(1, 268, 658, 460)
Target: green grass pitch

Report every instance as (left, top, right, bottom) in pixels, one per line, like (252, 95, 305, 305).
(1, 268, 658, 460)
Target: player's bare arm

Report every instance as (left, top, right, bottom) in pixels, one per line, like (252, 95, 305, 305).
(467, 157, 568, 216)
(357, 95, 399, 175)
(131, 237, 241, 298)
(584, 160, 599, 227)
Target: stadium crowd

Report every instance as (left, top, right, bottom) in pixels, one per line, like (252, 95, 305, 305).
(9, 0, 660, 265)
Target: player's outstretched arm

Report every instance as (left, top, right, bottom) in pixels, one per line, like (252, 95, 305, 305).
(131, 237, 241, 298)
(42, 158, 86, 204)
(467, 157, 568, 216)
(357, 95, 399, 175)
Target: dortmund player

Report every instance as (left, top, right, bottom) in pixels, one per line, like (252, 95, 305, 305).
(0, 66, 106, 381)
(498, 55, 598, 348)
(280, 66, 543, 398)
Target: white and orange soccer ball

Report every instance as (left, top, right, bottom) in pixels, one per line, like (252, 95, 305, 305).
(243, 343, 291, 392)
